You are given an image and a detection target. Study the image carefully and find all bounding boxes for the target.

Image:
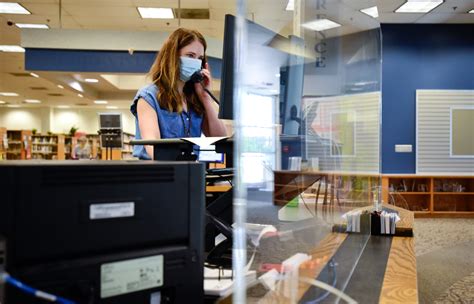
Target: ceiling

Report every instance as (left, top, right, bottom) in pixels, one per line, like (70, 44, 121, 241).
(0, 0, 473, 109)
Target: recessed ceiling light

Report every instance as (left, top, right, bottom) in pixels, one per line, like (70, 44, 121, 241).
(94, 100, 108, 104)
(7, 104, 20, 108)
(15, 23, 49, 29)
(0, 100, 6, 104)
(30, 72, 39, 78)
(77, 94, 83, 98)
(24, 99, 41, 104)
(0, 2, 31, 14)
(395, 0, 444, 13)
(0, 45, 25, 52)
(360, 6, 379, 18)
(286, 0, 294, 11)
(469, 9, 474, 13)
(84, 78, 99, 83)
(57, 84, 64, 89)
(137, 7, 174, 19)
(106, 106, 118, 109)
(301, 19, 341, 31)
(57, 105, 70, 109)
(0, 92, 19, 96)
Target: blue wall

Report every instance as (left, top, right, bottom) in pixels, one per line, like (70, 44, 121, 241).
(381, 24, 474, 173)
(25, 49, 222, 78)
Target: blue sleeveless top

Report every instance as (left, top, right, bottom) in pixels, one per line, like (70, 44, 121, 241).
(130, 84, 203, 160)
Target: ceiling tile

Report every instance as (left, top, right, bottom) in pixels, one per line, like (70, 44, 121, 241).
(62, 5, 138, 17)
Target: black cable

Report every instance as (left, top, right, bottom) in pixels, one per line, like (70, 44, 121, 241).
(189, 72, 220, 105)
(206, 211, 233, 240)
(204, 88, 220, 105)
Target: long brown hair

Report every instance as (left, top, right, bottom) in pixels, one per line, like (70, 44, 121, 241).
(149, 28, 207, 114)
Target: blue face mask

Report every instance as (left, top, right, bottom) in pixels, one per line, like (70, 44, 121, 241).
(179, 56, 202, 82)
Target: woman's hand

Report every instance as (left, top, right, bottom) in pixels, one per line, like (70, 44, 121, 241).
(194, 62, 212, 101)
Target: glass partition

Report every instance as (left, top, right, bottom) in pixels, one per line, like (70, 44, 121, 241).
(232, 0, 382, 302)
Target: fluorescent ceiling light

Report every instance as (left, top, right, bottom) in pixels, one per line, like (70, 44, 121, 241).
(57, 105, 70, 109)
(24, 99, 41, 104)
(0, 45, 25, 52)
(57, 84, 64, 89)
(30, 72, 39, 78)
(84, 78, 99, 83)
(395, 0, 444, 13)
(302, 19, 341, 31)
(0, 2, 30, 14)
(138, 7, 174, 19)
(360, 6, 379, 18)
(77, 94, 83, 98)
(0, 100, 6, 104)
(286, 0, 294, 11)
(7, 105, 20, 108)
(94, 100, 108, 104)
(106, 106, 118, 109)
(15, 23, 49, 29)
(0, 92, 19, 96)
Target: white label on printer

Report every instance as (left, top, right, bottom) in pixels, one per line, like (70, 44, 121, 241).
(100, 255, 164, 298)
(89, 202, 135, 220)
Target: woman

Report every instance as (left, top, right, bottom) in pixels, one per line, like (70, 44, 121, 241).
(73, 136, 91, 159)
(131, 28, 227, 160)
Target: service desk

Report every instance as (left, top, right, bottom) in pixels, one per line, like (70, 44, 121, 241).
(215, 202, 418, 303)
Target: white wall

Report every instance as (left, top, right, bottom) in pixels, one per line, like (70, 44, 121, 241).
(0, 107, 135, 135)
(0, 107, 48, 132)
(51, 108, 135, 134)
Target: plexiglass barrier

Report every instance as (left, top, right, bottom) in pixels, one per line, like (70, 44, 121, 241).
(231, 0, 382, 302)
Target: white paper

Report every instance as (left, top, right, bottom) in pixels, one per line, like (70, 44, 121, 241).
(181, 136, 228, 147)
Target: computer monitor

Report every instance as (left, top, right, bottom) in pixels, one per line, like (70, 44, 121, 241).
(98, 113, 122, 130)
(218, 14, 236, 120)
(197, 144, 224, 164)
(0, 160, 205, 304)
(219, 15, 291, 119)
(98, 113, 123, 149)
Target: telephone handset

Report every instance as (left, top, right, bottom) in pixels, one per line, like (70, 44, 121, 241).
(187, 70, 220, 105)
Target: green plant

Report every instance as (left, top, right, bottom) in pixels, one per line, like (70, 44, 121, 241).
(69, 126, 78, 137)
(32, 128, 37, 135)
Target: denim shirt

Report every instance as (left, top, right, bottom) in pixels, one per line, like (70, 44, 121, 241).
(130, 84, 203, 160)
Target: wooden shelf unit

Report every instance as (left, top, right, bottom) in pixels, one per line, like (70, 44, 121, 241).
(31, 134, 65, 160)
(274, 170, 381, 207)
(122, 132, 135, 160)
(6, 130, 32, 160)
(382, 175, 474, 217)
(64, 136, 76, 159)
(0, 127, 6, 160)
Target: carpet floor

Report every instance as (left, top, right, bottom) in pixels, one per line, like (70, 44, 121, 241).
(414, 218, 474, 304)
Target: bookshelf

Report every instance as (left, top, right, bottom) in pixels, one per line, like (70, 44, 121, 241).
(0, 127, 6, 160)
(98, 132, 136, 160)
(274, 171, 380, 207)
(31, 134, 65, 160)
(64, 136, 76, 160)
(86, 134, 100, 159)
(122, 132, 135, 160)
(6, 130, 31, 160)
(382, 175, 474, 217)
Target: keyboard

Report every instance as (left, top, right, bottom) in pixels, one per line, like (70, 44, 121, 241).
(206, 168, 234, 176)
